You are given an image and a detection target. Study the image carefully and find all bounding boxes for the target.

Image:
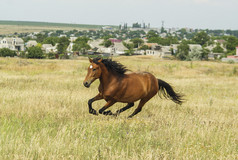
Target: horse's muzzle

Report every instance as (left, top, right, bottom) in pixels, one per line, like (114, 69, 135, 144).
(83, 81, 91, 88)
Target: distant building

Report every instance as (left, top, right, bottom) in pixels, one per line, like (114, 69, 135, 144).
(145, 43, 172, 57)
(70, 37, 77, 42)
(42, 44, 57, 53)
(26, 40, 37, 48)
(0, 37, 24, 51)
(67, 42, 74, 52)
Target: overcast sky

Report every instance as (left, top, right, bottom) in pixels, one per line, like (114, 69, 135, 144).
(0, 0, 237, 30)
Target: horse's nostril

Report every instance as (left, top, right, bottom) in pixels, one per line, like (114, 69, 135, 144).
(84, 82, 90, 87)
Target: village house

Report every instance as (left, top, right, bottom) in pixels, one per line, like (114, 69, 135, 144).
(42, 44, 57, 53)
(88, 39, 127, 56)
(26, 40, 38, 48)
(112, 42, 127, 55)
(67, 42, 74, 53)
(0, 37, 24, 51)
(70, 37, 77, 42)
(145, 43, 172, 57)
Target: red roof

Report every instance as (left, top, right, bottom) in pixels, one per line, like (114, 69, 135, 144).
(109, 38, 122, 43)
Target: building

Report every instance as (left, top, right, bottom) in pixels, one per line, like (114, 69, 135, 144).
(42, 44, 57, 53)
(26, 40, 38, 48)
(0, 37, 24, 51)
(145, 44, 172, 57)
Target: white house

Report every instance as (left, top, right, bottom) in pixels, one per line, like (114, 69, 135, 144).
(145, 43, 172, 57)
(70, 37, 78, 42)
(0, 37, 24, 51)
(67, 42, 74, 52)
(111, 42, 127, 55)
(42, 44, 57, 53)
(26, 40, 38, 48)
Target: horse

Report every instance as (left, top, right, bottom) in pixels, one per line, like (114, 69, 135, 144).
(83, 57, 183, 118)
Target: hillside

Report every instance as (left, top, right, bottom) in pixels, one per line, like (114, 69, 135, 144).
(0, 20, 108, 34)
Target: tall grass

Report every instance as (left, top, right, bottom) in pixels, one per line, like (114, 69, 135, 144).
(0, 57, 237, 159)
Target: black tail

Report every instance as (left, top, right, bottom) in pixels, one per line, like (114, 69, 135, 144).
(158, 79, 184, 105)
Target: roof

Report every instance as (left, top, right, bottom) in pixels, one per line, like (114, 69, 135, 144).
(27, 40, 37, 44)
(145, 43, 158, 48)
(113, 42, 127, 51)
(88, 39, 104, 48)
(109, 38, 122, 43)
(188, 44, 202, 49)
(42, 44, 53, 49)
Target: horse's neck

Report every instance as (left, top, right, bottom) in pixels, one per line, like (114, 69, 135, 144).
(99, 64, 117, 89)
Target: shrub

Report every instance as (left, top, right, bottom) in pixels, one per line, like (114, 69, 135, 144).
(27, 46, 44, 59)
(0, 48, 16, 57)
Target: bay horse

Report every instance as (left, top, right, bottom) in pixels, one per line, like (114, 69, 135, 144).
(83, 57, 183, 118)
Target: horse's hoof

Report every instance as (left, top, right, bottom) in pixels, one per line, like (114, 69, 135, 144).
(103, 110, 113, 115)
(89, 109, 98, 115)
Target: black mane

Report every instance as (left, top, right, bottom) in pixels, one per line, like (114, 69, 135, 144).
(92, 58, 128, 75)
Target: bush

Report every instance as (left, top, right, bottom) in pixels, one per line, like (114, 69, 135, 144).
(27, 46, 44, 59)
(188, 47, 202, 61)
(47, 52, 56, 59)
(0, 48, 17, 57)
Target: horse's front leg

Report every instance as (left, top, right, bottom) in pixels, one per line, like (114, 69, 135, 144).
(88, 93, 103, 115)
(99, 100, 116, 116)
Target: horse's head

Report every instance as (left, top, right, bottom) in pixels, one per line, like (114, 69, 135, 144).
(83, 58, 103, 88)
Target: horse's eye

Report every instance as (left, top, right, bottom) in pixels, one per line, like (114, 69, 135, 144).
(93, 68, 96, 71)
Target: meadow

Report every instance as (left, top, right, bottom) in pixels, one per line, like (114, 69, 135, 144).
(0, 56, 237, 159)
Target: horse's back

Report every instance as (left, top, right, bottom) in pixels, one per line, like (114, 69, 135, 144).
(117, 71, 158, 102)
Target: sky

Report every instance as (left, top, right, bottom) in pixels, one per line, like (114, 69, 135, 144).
(0, 0, 237, 30)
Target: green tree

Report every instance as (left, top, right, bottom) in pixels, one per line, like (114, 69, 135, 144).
(201, 47, 210, 60)
(192, 31, 210, 46)
(75, 36, 90, 44)
(42, 37, 59, 46)
(188, 47, 203, 60)
(176, 40, 189, 60)
(139, 45, 149, 51)
(27, 46, 44, 59)
(101, 39, 112, 48)
(72, 36, 91, 54)
(36, 33, 47, 43)
(57, 37, 70, 55)
(72, 43, 91, 54)
(212, 43, 224, 53)
(0, 48, 16, 57)
(123, 42, 134, 56)
(130, 38, 144, 48)
(225, 36, 238, 52)
(148, 36, 178, 46)
(146, 30, 159, 39)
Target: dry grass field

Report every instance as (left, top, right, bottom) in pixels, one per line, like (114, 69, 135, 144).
(0, 56, 237, 159)
(0, 25, 88, 35)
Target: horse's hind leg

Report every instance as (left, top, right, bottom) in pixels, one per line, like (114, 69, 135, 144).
(128, 99, 149, 118)
(114, 103, 134, 116)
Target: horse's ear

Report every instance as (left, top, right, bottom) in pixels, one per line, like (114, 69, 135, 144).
(98, 58, 102, 63)
(88, 57, 93, 63)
